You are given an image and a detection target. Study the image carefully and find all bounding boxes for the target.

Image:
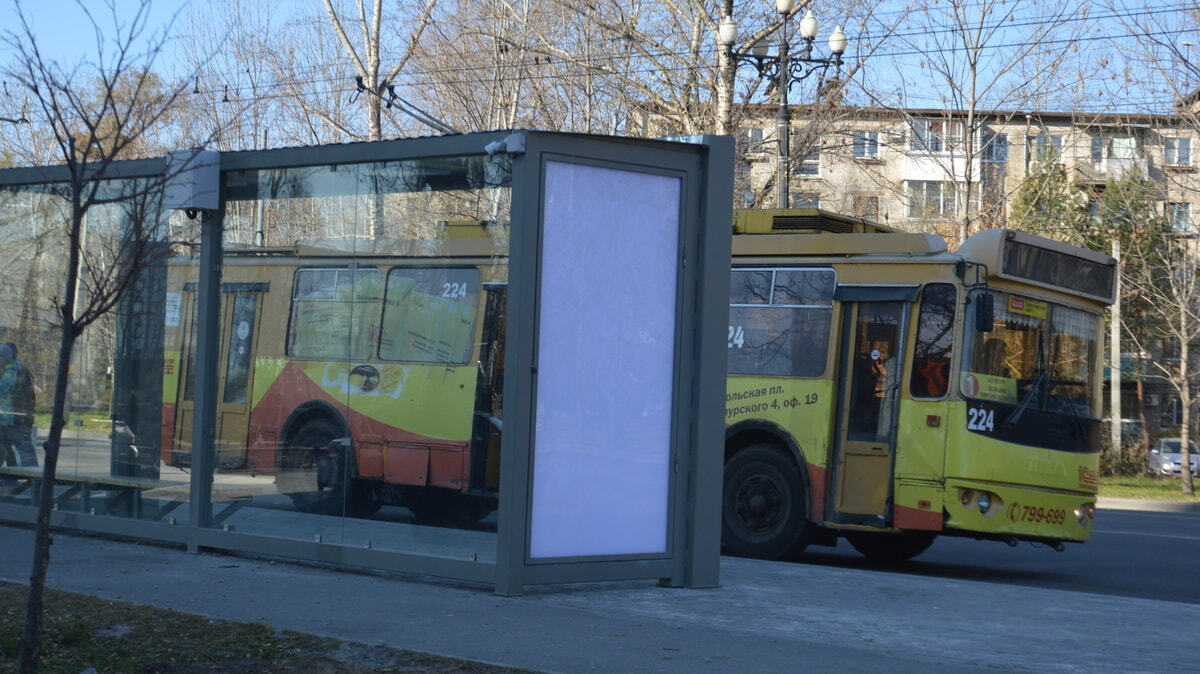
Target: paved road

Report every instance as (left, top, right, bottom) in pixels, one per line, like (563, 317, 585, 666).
(30, 435, 1200, 605)
(794, 507, 1200, 605)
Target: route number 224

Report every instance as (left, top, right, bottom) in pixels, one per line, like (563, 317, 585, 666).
(967, 407, 995, 432)
(728, 325, 745, 349)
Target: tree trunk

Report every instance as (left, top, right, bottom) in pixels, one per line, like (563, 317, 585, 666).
(715, 4, 733, 137)
(18, 197, 85, 673)
(1181, 311, 1195, 496)
(1136, 375, 1149, 468)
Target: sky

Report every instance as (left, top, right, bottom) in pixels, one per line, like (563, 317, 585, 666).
(2, 0, 190, 65)
(2, 0, 1198, 120)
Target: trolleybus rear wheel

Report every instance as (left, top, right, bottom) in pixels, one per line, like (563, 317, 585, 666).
(284, 419, 380, 518)
(845, 530, 937, 563)
(722, 444, 811, 559)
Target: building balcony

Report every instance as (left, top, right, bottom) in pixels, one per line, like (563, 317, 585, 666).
(1074, 158, 1149, 185)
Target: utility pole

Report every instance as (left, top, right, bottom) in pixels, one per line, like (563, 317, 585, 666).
(1110, 239, 1121, 455)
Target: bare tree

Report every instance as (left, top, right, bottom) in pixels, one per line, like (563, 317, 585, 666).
(1123, 221, 1200, 495)
(170, 0, 281, 152)
(866, 0, 1090, 244)
(1, 1, 218, 669)
(241, 0, 452, 143)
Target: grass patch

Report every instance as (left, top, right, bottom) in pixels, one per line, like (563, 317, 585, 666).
(32, 414, 112, 434)
(0, 585, 534, 673)
(1099, 475, 1200, 501)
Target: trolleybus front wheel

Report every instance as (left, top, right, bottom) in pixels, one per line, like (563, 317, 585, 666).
(283, 419, 380, 518)
(845, 531, 937, 563)
(722, 444, 811, 559)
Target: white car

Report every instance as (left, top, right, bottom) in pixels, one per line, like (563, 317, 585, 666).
(1149, 438, 1200, 477)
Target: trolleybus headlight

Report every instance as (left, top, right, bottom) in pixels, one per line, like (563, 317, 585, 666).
(1074, 503, 1095, 525)
(960, 490, 973, 506)
(976, 492, 991, 513)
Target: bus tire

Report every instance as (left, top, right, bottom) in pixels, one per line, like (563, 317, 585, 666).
(845, 531, 937, 563)
(284, 419, 380, 518)
(722, 444, 811, 559)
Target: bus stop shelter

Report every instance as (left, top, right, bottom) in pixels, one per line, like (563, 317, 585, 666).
(0, 130, 732, 594)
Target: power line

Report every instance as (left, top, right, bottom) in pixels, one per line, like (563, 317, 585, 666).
(172, 2, 1198, 102)
(4, 3, 1200, 125)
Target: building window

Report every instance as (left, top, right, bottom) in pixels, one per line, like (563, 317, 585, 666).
(1026, 134, 1064, 165)
(853, 130, 879, 159)
(1163, 397, 1184, 427)
(796, 135, 820, 176)
(1110, 134, 1137, 160)
(1091, 136, 1105, 168)
(907, 181, 956, 218)
(1170, 202, 1192, 231)
(1166, 137, 1192, 166)
(852, 195, 880, 221)
(910, 119, 958, 153)
(739, 127, 765, 155)
(980, 131, 1008, 163)
(796, 193, 820, 208)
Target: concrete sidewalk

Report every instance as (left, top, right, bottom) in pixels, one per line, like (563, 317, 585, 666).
(1, 522, 1196, 673)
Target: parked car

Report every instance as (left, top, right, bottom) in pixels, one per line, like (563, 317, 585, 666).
(1149, 438, 1200, 477)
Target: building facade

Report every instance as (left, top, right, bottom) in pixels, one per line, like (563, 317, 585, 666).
(731, 106, 1200, 240)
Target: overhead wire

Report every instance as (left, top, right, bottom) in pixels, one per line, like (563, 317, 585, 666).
(3, 2, 1200, 123)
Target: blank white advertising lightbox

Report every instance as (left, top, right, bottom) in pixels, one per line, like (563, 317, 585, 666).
(529, 160, 681, 559)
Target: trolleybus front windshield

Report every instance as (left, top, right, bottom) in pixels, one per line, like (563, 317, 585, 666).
(961, 289, 1100, 452)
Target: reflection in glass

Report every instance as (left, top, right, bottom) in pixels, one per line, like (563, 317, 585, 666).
(910, 284, 955, 398)
(288, 267, 383, 360)
(0, 180, 187, 520)
(847, 302, 903, 442)
(2, 150, 511, 563)
(728, 268, 835, 377)
(163, 153, 510, 559)
(964, 289, 1099, 417)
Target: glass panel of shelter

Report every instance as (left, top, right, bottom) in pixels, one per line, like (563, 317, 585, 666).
(0, 181, 193, 523)
(0, 154, 511, 562)
(196, 156, 511, 560)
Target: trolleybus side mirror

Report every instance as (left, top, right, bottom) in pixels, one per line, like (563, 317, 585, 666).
(975, 293, 994, 332)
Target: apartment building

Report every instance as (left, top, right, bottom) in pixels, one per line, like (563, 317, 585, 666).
(732, 106, 1200, 237)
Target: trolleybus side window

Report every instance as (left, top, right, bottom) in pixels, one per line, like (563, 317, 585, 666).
(910, 283, 956, 398)
(728, 268, 835, 377)
(380, 267, 480, 364)
(287, 267, 383, 360)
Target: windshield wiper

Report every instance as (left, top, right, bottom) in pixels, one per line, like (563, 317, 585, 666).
(1053, 379, 1089, 437)
(1004, 369, 1046, 428)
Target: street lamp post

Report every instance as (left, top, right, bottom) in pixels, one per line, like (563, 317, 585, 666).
(719, 1, 847, 209)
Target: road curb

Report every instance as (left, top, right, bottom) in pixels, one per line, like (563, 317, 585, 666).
(1096, 496, 1200, 513)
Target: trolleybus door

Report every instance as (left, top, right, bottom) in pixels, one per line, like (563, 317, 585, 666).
(214, 291, 262, 468)
(469, 283, 506, 492)
(172, 290, 199, 460)
(829, 300, 909, 526)
(173, 286, 264, 469)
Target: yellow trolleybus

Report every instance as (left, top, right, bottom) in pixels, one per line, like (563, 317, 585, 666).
(161, 232, 506, 522)
(722, 211, 1116, 561)
(160, 210, 1114, 554)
